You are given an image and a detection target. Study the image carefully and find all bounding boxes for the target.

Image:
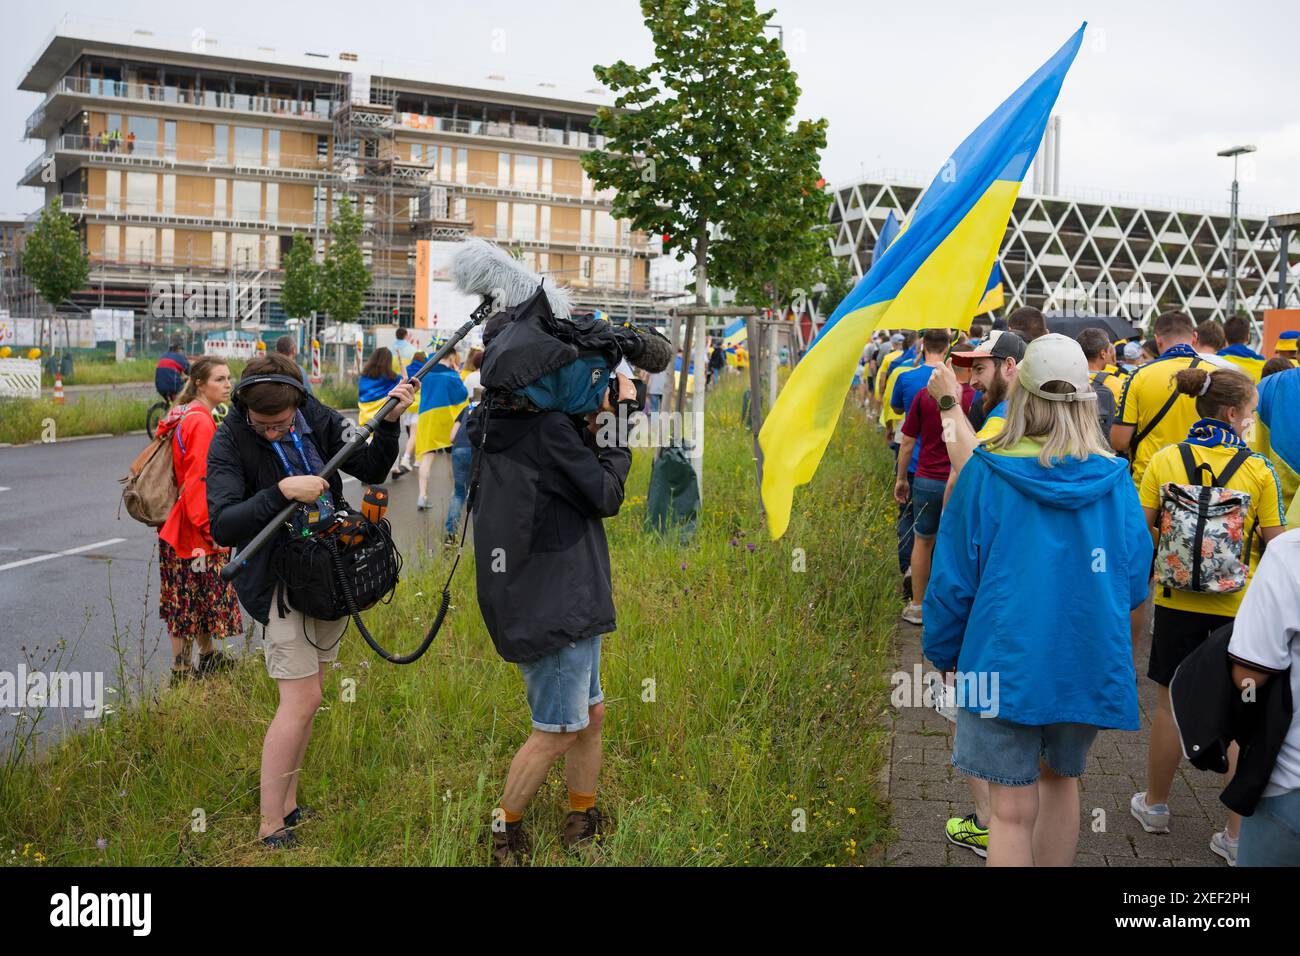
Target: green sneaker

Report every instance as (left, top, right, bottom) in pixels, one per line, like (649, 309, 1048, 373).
(945, 812, 988, 858)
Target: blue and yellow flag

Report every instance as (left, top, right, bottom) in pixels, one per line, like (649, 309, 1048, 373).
(414, 364, 469, 456)
(357, 374, 399, 428)
(974, 261, 1005, 316)
(1252, 367, 1300, 510)
(723, 317, 748, 348)
(872, 211, 901, 267)
(759, 25, 1085, 539)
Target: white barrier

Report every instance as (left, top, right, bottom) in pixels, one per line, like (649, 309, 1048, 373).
(203, 337, 259, 360)
(0, 359, 43, 400)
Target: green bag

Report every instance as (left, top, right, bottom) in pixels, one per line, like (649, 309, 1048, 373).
(645, 443, 699, 543)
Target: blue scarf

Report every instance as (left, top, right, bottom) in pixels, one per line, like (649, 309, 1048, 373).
(1219, 343, 1265, 361)
(1185, 418, 1246, 449)
(1160, 343, 1199, 360)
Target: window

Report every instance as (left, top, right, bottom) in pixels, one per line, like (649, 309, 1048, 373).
(593, 257, 616, 286)
(214, 179, 228, 217)
(164, 121, 176, 159)
(514, 155, 538, 191)
(212, 231, 226, 268)
(126, 172, 156, 214)
(234, 126, 262, 165)
(231, 233, 260, 268)
(127, 116, 157, 154)
(105, 170, 121, 212)
(538, 253, 549, 274)
(455, 148, 467, 182)
(267, 129, 280, 167)
(162, 175, 176, 215)
(540, 157, 552, 192)
(214, 125, 228, 162)
(264, 235, 279, 269)
(265, 183, 279, 222)
(511, 203, 536, 240)
(107, 113, 122, 139)
(103, 224, 119, 260)
(498, 153, 511, 188)
(594, 210, 615, 245)
(539, 205, 551, 241)
(495, 202, 508, 239)
(440, 146, 453, 180)
(161, 228, 175, 264)
(124, 226, 155, 263)
(232, 180, 261, 219)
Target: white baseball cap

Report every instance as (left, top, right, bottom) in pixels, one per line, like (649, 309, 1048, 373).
(1017, 333, 1098, 402)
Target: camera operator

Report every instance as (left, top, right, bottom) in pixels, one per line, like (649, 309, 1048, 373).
(206, 351, 416, 849)
(467, 371, 635, 865)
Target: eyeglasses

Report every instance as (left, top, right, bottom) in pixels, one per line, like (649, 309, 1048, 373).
(246, 413, 296, 437)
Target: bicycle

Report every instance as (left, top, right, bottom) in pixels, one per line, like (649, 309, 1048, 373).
(145, 393, 174, 436)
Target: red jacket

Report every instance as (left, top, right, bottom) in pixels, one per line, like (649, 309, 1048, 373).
(158, 403, 224, 558)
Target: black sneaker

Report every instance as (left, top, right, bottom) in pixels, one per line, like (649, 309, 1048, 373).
(490, 820, 531, 866)
(283, 805, 314, 828)
(261, 827, 297, 850)
(169, 667, 193, 687)
(195, 650, 235, 678)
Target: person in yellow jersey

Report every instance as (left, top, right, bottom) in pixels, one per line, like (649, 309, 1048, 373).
(879, 331, 918, 439)
(1077, 328, 1126, 434)
(874, 332, 907, 407)
(1131, 365, 1286, 866)
(1216, 315, 1266, 382)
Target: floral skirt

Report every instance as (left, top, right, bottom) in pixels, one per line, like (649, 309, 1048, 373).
(158, 540, 244, 641)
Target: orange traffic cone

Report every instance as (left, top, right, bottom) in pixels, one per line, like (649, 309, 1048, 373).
(54, 373, 65, 405)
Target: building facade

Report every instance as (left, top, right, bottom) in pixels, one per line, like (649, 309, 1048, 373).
(829, 173, 1300, 325)
(18, 19, 664, 330)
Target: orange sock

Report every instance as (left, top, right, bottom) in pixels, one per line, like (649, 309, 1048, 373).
(568, 789, 596, 812)
(499, 805, 523, 824)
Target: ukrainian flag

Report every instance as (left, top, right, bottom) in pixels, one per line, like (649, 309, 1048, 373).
(872, 211, 902, 267)
(1252, 368, 1300, 510)
(357, 374, 398, 428)
(759, 25, 1086, 539)
(974, 261, 1005, 316)
(723, 317, 747, 348)
(415, 365, 469, 456)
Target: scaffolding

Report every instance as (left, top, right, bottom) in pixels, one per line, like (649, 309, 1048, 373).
(331, 73, 472, 325)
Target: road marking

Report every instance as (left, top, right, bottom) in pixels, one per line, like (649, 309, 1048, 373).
(0, 538, 127, 572)
(0, 486, 10, 492)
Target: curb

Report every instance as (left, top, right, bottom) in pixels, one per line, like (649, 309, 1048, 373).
(0, 430, 148, 449)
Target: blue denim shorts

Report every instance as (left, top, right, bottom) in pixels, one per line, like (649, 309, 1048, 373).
(952, 707, 1098, 786)
(911, 474, 947, 539)
(1238, 789, 1300, 867)
(516, 635, 603, 733)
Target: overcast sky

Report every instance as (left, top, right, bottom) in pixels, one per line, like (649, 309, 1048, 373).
(6, 0, 1298, 222)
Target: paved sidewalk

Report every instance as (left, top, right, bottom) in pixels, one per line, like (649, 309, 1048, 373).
(882, 619, 1233, 867)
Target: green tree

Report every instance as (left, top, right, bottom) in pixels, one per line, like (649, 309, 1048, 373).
(280, 233, 322, 319)
(321, 196, 371, 324)
(22, 197, 90, 311)
(583, 0, 828, 312)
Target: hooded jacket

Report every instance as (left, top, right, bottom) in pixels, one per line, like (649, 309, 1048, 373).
(465, 405, 631, 663)
(206, 395, 400, 624)
(923, 442, 1153, 729)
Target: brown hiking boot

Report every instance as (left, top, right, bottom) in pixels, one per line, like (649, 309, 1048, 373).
(490, 821, 531, 866)
(562, 807, 608, 852)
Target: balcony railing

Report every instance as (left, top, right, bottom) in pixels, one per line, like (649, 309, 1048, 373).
(474, 223, 653, 254)
(39, 192, 321, 230)
(26, 75, 336, 134)
(44, 133, 327, 173)
(396, 112, 608, 150)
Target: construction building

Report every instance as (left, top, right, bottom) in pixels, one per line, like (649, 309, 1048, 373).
(17, 17, 669, 333)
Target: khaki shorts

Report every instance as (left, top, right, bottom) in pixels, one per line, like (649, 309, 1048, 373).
(263, 606, 347, 680)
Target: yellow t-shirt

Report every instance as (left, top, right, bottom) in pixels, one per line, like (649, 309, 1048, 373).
(874, 349, 902, 400)
(1117, 352, 1206, 488)
(1139, 442, 1285, 616)
(880, 361, 912, 431)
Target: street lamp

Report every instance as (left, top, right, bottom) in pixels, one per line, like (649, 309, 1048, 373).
(1217, 144, 1256, 322)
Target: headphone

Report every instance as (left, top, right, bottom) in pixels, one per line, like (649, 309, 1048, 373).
(230, 373, 309, 410)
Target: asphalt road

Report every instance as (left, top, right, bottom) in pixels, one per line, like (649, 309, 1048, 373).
(0, 426, 457, 748)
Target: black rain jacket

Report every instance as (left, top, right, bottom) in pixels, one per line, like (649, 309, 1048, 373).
(206, 397, 400, 624)
(465, 405, 631, 663)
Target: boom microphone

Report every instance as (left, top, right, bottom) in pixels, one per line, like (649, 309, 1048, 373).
(451, 237, 572, 318)
(612, 324, 673, 373)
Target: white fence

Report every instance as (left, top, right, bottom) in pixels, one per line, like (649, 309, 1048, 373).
(0, 359, 42, 400)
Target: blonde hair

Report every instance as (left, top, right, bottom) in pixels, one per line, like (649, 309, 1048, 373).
(984, 380, 1115, 467)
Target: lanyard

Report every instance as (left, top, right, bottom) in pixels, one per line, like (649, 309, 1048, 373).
(270, 426, 312, 477)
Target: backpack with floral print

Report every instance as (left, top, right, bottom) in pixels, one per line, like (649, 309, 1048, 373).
(1154, 444, 1257, 595)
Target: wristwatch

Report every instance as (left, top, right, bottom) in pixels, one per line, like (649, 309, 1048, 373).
(937, 393, 958, 411)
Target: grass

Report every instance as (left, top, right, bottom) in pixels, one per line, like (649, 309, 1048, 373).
(38, 355, 254, 388)
(0, 379, 902, 866)
(0, 393, 153, 445)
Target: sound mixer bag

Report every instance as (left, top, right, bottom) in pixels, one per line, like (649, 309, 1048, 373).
(273, 513, 401, 622)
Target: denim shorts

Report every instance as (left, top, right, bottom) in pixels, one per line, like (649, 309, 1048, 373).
(952, 707, 1098, 786)
(516, 635, 603, 733)
(911, 474, 947, 539)
(1238, 789, 1300, 867)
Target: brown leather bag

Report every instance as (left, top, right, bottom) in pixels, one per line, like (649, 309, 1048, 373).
(118, 411, 194, 526)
